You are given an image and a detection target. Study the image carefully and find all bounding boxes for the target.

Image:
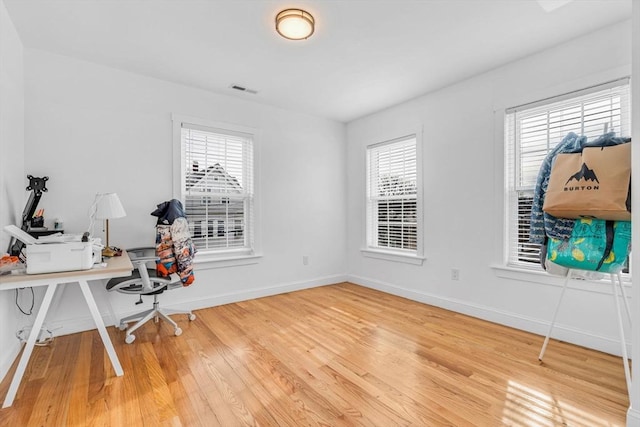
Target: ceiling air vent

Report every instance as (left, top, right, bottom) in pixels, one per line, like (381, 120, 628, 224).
(230, 84, 258, 95)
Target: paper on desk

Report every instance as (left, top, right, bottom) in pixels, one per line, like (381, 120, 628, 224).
(4, 225, 82, 244)
(4, 225, 38, 244)
(37, 233, 82, 243)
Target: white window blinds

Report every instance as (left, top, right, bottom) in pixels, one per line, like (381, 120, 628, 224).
(505, 78, 631, 267)
(180, 123, 254, 253)
(366, 136, 418, 252)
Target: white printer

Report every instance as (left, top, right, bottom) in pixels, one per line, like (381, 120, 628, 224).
(4, 225, 101, 274)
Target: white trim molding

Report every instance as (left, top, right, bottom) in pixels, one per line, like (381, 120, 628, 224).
(628, 408, 640, 427)
(349, 273, 630, 357)
(39, 274, 349, 340)
(361, 248, 425, 265)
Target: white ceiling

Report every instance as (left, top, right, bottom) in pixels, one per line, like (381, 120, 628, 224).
(3, 0, 632, 123)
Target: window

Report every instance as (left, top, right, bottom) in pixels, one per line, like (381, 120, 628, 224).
(366, 135, 418, 254)
(505, 78, 631, 268)
(175, 118, 255, 256)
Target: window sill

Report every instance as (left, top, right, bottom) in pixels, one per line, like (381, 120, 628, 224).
(194, 252, 262, 269)
(361, 248, 425, 265)
(491, 264, 631, 295)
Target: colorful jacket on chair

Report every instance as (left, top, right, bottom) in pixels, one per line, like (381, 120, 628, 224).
(152, 199, 196, 286)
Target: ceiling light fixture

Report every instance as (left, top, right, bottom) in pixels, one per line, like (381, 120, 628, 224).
(275, 9, 315, 40)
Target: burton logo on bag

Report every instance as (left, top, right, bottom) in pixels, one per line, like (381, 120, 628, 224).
(564, 163, 599, 191)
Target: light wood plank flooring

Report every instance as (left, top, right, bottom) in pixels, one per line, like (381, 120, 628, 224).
(0, 282, 629, 426)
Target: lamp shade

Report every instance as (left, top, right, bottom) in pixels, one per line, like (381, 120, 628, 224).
(275, 9, 315, 40)
(95, 193, 126, 220)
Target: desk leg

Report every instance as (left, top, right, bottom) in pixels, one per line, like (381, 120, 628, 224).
(78, 280, 124, 377)
(2, 283, 58, 408)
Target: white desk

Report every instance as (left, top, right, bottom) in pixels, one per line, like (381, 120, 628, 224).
(0, 252, 133, 408)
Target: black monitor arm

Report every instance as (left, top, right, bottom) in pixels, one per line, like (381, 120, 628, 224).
(7, 175, 49, 256)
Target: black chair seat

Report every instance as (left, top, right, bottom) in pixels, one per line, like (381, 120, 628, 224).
(106, 268, 171, 295)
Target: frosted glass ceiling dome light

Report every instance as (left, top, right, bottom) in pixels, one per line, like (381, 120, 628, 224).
(276, 9, 315, 40)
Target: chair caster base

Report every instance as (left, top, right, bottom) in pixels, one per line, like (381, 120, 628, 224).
(125, 334, 136, 344)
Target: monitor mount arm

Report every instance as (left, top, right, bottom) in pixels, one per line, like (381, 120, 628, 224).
(7, 175, 49, 256)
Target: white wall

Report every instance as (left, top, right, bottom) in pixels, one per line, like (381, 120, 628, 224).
(21, 48, 347, 335)
(0, 0, 26, 382)
(347, 21, 632, 356)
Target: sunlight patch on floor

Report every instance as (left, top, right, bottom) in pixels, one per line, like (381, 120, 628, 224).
(501, 380, 622, 427)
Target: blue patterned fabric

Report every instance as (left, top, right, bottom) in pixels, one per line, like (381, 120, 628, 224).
(529, 132, 630, 244)
(547, 219, 631, 273)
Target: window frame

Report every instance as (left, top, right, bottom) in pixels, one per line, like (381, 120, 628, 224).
(503, 78, 631, 271)
(362, 132, 425, 265)
(172, 114, 261, 267)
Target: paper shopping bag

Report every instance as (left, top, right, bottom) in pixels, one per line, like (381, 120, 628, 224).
(543, 142, 630, 220)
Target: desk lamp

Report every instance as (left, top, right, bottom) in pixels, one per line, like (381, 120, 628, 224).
(94, 193, 126, 257)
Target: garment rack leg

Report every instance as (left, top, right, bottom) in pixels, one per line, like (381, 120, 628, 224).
(611, 272, 632, 397)
(538, 270, 573, 361)
(615, 271, 632, 326)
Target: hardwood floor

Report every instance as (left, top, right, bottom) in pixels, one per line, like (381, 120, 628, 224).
(0, 283, 629, 426)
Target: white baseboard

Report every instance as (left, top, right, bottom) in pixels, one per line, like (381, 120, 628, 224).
(175, 274, 349, 313)
(0, 340, 21, 387)
(45, 274, 349, 337)
(628, 408, 640, 427)
(347, 274, 629, 357)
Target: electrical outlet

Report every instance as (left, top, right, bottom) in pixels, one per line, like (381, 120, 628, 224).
(303, 255, 309, 265)
(451, 269, 460, 281)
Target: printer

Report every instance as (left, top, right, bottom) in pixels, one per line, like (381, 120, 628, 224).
(4, 225, 101, 274)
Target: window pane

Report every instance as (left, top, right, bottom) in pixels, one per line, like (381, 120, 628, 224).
(517, 192, 539, 264)
(181, 125, 253, 253)
(367, 135, 418, 253)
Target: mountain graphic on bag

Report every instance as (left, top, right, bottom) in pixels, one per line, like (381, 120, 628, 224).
(565, 163, 598, 185)
(543, 142, 631, 220)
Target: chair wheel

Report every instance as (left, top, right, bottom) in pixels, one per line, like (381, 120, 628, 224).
(189, 314, 196, 321)
(118, 323, 128, 331)
(125, 334, 136, 344)
(174, 327, 183, 336)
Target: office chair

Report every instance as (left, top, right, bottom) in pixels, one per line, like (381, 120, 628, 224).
(106, 247, 196, 344)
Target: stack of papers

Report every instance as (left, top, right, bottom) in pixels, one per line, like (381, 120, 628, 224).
(4, 225, 82, 244)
